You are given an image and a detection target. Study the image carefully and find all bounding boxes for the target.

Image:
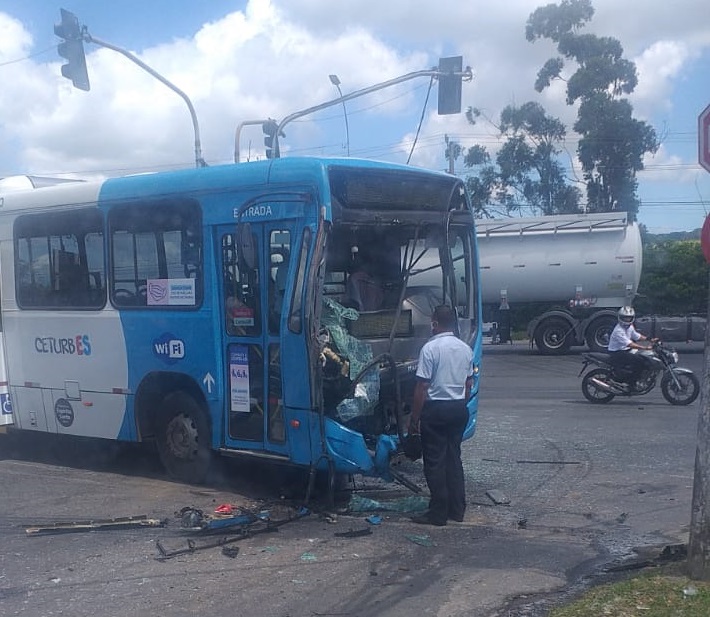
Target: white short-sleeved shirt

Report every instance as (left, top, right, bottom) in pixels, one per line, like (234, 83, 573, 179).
(607, 323, 642, 352)
(416, 331, 474, 401)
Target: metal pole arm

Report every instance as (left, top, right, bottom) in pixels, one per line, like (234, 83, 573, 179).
(234, 119, 273, 163)
(84, 33, 206, 168)
(274, 66, 472, 157)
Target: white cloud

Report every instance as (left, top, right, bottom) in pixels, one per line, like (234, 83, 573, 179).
(631, 40, 694, 118)
(0, 0, 709, 233)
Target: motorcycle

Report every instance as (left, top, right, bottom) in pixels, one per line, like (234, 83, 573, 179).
(579, 341, 700, 406)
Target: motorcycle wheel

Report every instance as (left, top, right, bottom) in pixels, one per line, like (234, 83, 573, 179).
(661, 371, 700, 406)
(582, 368, 616, 404)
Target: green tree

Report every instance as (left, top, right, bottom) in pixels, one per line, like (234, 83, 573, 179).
(462, 103, 580, 216)
(462, 143, 499, 217)
(636, 240, 708, 315)
(526, 0, 658, 219)
(496, 102, 581, 215)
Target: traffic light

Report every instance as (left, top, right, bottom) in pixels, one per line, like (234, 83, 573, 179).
(54, 9, 90, 91)
(437, 56, 463, 115)
(262, 119, 283, 159)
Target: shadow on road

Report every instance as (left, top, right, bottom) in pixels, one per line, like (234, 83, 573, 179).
(0, 429, 328, 503)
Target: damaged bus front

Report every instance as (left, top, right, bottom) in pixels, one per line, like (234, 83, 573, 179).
(281, 163, 483, 480)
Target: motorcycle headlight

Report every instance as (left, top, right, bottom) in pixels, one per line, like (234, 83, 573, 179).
(671, 352, 679, 363)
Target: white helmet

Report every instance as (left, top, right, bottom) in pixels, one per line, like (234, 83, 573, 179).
(618, 306, 635, 325)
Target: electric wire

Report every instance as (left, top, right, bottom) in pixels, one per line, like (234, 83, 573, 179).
(0, 45, 57, 67)
(406, 77, 434, 165)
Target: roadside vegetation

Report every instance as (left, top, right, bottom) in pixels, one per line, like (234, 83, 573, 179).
(550, 571, 710, 617)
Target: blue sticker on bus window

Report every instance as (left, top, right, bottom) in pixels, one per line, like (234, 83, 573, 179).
(55, 398, 74, 428)
(153, 333, 186, 364)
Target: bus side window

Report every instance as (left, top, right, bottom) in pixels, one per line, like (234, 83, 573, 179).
(14, 209, 106, 310)
(109, 200, 202, 308)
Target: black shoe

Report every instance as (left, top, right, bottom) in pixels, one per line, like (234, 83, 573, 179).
(411, 513, 446, 527)
(448, 514, 464, 522)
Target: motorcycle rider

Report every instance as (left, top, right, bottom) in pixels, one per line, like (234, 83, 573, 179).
(607, 306, 656, 390)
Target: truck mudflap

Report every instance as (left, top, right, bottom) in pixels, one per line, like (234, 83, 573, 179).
(0, 334, 13, 427)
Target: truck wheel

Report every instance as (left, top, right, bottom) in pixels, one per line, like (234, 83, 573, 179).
(156, 391, 212, 484)
(585, 316, 616, 353)
(534, 317, 572, 355)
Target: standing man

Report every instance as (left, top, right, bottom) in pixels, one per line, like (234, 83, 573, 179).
(409, 305, 473, 526)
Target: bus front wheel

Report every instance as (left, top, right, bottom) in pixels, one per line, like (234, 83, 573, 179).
(156, 392, 212, 484)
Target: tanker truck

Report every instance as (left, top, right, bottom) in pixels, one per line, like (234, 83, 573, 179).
(477, 212, 642, 355)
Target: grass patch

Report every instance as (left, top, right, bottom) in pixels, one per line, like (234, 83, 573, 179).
(550, 573, 710, 617)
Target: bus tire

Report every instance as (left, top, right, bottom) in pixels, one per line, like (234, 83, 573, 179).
(156, 391, 212, 484)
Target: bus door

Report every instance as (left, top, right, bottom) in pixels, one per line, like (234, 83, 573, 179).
(218, 222, 294, 455)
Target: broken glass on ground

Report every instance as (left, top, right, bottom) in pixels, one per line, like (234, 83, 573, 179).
(348, 494, 428, 514)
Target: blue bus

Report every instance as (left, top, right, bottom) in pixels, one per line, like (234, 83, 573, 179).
(0, 157, 482, 485)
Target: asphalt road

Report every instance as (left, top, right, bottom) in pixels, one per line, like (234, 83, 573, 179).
(0, 342, 706, 617)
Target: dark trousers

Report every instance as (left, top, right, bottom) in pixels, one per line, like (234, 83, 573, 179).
(420, 399, 468, 524)
(609, 350, 647, 384)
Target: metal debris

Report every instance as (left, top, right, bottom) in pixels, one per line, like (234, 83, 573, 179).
(155, 506, 310, 561)
(334, 527, 372, 538)
(25, 515, 166, 536)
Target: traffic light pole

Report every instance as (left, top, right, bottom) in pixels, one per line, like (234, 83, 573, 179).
(271, 64, 472, 159)
(84, 34, 206, 168)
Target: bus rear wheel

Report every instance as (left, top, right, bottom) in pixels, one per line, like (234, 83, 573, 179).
(156, 392, 212, 484)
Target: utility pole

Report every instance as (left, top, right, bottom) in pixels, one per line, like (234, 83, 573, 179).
(688, 212, 710, 579)
(688, 107, 710, 577)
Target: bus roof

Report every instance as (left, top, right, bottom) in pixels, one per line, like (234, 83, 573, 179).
(0, 157, 459, 215)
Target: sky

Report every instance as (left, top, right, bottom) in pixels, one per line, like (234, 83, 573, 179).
(1, 0, 709, 233)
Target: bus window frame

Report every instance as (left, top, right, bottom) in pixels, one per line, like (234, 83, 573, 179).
(14, 208, 106, 311)
(107, 199, 204, 310)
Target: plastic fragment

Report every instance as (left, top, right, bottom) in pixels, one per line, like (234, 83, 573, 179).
(406, 534, 433, 547)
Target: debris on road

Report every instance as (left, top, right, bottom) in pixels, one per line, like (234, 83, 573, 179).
(177, 505, 268, 532)
(348, 494, 428, 513)
(516, 460, 581, 465)
(406, 534, 434, 547)
(485, 489, 511, 506)
(221, 546, 240, 559)
(155, 505, 310, 561)
(156, 535, 246, 560)
(602, 543, 688, 573)
(25, 515, 167, 536)
(334, 527, 372, 538)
